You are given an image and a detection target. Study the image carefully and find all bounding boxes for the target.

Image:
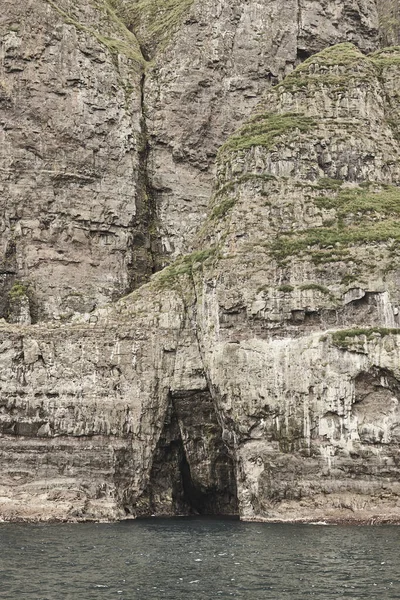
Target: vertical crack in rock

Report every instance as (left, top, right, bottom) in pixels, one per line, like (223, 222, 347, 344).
(135, 391, 238, 516)
(128, 71, 163, 290)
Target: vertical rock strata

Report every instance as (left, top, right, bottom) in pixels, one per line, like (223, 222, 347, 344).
(0, 0, 155, 322)
(1, 37, 400, 522)
(138, 0, 379, 260)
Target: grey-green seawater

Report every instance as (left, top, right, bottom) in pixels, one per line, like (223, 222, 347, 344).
(0, 518, 399, 599)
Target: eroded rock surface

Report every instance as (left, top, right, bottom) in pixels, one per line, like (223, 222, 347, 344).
(140, 0, 379, 259)
(0, 0, 154, 322)
(1, 0, 400, 523)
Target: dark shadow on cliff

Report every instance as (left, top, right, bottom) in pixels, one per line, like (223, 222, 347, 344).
(134, 391, 238, 517)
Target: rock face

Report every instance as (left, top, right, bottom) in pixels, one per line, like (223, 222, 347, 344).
(0, 0, 154, 322)
(1, 0, 400, 523)
(140, 0, 380, 260)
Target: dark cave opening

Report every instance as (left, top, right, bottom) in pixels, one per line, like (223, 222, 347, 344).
(135, 392, 238, 517)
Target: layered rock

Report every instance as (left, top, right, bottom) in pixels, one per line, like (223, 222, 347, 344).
(193, 43, 400, 521)
(0, 0, 155, 322)
(124, 0, 380, 260)
(0, 0, 382, 325)
(1, 41, 400, 523)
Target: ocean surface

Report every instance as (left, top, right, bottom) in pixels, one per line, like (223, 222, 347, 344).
(0, 517, 399, 599)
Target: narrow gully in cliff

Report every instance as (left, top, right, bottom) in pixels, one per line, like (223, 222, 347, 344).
(127, 71, 162, 291)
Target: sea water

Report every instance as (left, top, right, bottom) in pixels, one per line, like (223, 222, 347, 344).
(0, 518, 399, 599)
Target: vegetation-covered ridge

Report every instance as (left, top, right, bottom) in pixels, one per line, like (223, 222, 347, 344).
(151, 247, 218, 290)
(315, 184, 400, 218)
(218, 43, 400, 159)
(270, 219, 400, 263)
(45, 0, 145, 66)
(330, 327, 400, 349)
(264, 183, 400, 263)
(218, 112, 316, 157)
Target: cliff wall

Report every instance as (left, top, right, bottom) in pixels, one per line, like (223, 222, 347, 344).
(1, 0, 400, 522)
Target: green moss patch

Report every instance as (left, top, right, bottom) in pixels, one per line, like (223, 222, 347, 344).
(370, 46, 400, 67)
(299, 283, 332, 295)
(45, 0, 144, 66)
(331, 327, 400, 349)
(110, 0, 194, 54)
(9, 281, 29, 300)
(153, 247, 217, 289)
(315, 185, 400, 218)
(209, 197, 236, 220)
(299, 43, 368, 69)
(218, 112, 316, 157)
(270, 220, 400, 263)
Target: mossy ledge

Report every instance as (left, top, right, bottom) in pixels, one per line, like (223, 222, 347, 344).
(218, 112, 316, 158)
(329, 328, 400, 349)
(270, 219, 400, 262)
(110, 0, 194, 56)
(151, 247, 217, 290)
(315, 185, 400, 218)
(8, 281, 30, 300)
(268, 184, 400, 264)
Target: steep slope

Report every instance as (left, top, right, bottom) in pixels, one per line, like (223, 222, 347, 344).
(135, 0, 380, 261)
(0, 0, 154, 322)
(193, 43, 400, 521)
(1, 43, 400, 523)
(0, 0, 381, 323)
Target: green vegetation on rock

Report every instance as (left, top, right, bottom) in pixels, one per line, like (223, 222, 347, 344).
(299, 283, 332, 295)
(109, 0, 194, 54)
(315, 185, 400, 217)
(277, 43, 375, 91)
(153, 247, 217, 289)
(210, 197, 236, 220)
(370, 46, 400, 67)
(9, 281, 29, 300)
(218, 112, 316, 157)
(331, 327, 400, 349)
(45, 0, 144, 66)
(299, 43, 369, 69)
(270, 220, 400, 264)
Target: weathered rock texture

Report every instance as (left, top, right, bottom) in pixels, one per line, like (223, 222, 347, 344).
(0, 0, 155, 322)
(139, 0, 380, 260)
(1, 0, 400, 523)
(377, 0, 400, 45)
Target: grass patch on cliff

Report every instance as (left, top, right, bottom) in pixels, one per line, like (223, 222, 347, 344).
(152, 247, 217, 289)
(218, 112, 316, 157)
(214, 173, 277, 198)
(45, 0, 144, 66)
(8, 281, 29, 300)
(298, 43, 370, 69)
(370, 46, 400, 68)
(209, 197, 236, 220)
(314, 185, 400, 217)
(300, 283, 332, 295)
(270, 219, 400, 263)
(110, 0, 194, 54)
(330, 327, 400, 349)
(277, 43, 377, 92)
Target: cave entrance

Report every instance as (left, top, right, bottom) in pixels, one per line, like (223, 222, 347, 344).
(135, 391, 238, 517)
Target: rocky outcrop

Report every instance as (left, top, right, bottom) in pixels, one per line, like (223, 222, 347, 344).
(194, 43, 400, 521)
(138, 0, 380, 260)
(1, 32, 400, 523)
(0, 0, 382, 322)
(0, 0, 156, 322)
